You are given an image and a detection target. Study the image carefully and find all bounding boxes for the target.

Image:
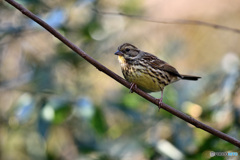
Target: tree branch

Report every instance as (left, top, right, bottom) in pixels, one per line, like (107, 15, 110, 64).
(94, 9, 240, 34)
(4, 0, 240, 148)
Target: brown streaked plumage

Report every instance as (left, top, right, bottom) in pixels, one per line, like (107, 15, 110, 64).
(114, 43, 201, 109)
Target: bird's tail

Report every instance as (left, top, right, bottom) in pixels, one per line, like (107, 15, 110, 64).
(180, 74, 201, 81)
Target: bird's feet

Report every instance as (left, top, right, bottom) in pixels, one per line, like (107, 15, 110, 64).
(157, 97, 163, 110)
(129, 83, 137, 93)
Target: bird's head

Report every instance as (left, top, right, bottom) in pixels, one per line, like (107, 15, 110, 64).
(114, 43, 140, 62)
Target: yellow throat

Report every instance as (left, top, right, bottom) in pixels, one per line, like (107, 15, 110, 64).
(117, 56, 127, 67)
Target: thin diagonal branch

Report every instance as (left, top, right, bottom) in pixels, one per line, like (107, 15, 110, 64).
(94, 9, 240, 34)
(4, 0, 240, 148)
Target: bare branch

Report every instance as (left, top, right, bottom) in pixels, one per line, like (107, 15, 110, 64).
(94, 9, 240, 34)
(4, 0, 240, 148)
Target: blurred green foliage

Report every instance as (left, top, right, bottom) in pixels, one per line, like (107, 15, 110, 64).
(1, 0, 240, 160)
(91, 108, 108, 135)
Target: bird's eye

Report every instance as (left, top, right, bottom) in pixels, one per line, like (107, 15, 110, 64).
(125, 48, 130, 52)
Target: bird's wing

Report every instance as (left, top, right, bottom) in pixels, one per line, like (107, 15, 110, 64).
(142, 52, 182, 77)
(158, 63, 182, 77)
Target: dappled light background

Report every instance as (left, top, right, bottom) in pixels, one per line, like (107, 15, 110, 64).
(1, 0, 240, 159)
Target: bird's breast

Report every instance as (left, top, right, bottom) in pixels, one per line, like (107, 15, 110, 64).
(121, 64, 167, 92)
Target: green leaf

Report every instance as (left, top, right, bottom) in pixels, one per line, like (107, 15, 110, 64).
(53, 104, 72, 124)
(90, 108, 108, 135)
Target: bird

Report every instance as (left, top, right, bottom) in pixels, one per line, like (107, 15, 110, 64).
(114, 43, 201, 109)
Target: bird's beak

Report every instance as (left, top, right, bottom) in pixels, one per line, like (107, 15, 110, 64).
(114, 50, 123, 56)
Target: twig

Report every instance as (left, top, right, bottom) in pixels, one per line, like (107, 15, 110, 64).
(4, 0, 240, 148)
(94, 9, 240, 34)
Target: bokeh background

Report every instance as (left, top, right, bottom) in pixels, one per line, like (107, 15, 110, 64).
(1, 0, 240, 159)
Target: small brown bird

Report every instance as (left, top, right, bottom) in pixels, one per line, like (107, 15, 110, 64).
(115, 43, 200, 109)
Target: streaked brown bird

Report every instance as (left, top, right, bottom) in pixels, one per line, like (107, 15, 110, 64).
(114, 43, 201, 109)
